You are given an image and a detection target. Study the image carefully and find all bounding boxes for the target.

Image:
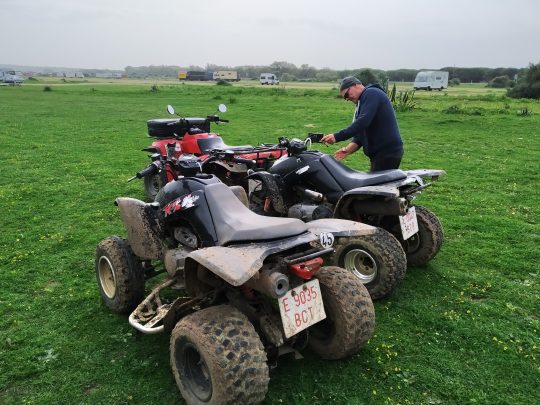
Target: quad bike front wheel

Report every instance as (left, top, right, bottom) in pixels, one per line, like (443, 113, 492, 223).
(170, 305, 269, 405)
(308, 266, 375, 360)
(384, 205, 444, 267)
(331, 228, 407, 300)
(95, 236, 145, 313)
(143, 173, 164, 202)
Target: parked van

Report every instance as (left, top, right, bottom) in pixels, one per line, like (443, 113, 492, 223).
(260, 73, 279, 85)
(413, 71, 449, 91)
(1, 70, 24, 85)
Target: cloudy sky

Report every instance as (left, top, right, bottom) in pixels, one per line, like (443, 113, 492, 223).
(2, 0, 539, 70)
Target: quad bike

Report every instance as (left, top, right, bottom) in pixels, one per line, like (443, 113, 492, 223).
(96, 156, 376, 404)
(129, 154, 407, 300)
(141, 104, 286, 200)
(247, 135, 446, 268)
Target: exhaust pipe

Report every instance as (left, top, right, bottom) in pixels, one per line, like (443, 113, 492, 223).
(245, 268, 289, 298)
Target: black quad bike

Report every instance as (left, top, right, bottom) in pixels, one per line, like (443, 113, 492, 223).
(95, 156, 376, 404)
(129, 154, 407, 300)
(248, 135, 446, 268)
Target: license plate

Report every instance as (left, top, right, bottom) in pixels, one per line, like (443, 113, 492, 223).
(399, 206, 419, 240)
(278, 279, 326, 338)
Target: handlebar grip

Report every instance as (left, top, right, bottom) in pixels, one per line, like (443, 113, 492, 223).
(233, 157, 256, 167)
(136, 162, 161, 178)
(219, 118, 229, 123)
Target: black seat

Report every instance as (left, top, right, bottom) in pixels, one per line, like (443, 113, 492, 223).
(204, 183, 307, 246)
(320, 155, 407, 191)
(197, 138, 253, 154)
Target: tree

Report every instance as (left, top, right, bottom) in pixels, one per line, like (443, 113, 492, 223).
(507, 62, 540, 99)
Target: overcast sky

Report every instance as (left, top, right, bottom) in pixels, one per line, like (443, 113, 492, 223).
(2, 0, 539, 70)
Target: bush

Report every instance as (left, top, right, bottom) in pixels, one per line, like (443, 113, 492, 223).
(507, 62, 540, 99)
(43, 86, 52, 92)
(216, 80, 231, 86)
(487, 75, 511, 88)
(449, 78, 461, 86)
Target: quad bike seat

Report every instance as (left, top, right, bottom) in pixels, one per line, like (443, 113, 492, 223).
(320, 155, 407, 191)
(197, 138, 253, 154)
(204, 183, 307, 246)
(147, 118, 210, 138)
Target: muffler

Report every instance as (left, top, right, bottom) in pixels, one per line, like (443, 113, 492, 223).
(245, 268, 289, 298)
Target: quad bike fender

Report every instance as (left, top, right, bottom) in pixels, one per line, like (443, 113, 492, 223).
(404, 169, 446, 180)
(306, 218, 376, 239)
(184, 232, 317, 287)
(334, 186, 408, 218)
(115, 197, 163, 260)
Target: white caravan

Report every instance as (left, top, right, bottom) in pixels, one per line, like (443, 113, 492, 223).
(413, 71, 449, 91)
(260, 73, 279, 85)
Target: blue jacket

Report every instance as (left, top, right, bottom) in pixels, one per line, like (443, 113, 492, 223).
(334, 84, 403, 158)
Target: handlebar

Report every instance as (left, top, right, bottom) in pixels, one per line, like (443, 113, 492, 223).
(128, 161, 163, 182)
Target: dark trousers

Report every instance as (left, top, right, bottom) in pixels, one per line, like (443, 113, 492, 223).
(369, 149, 404, 172)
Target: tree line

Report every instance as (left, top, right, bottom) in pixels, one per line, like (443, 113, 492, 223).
(118, 62, 526, 83)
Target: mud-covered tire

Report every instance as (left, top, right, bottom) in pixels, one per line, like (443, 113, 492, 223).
(405, 206, 444, 266)
(331, 228, 407, 300)
(95, 236, 145, 313)
(309, 266, 375, 359)
(170, 305, 269, 405)
(143, 173, 164, 202)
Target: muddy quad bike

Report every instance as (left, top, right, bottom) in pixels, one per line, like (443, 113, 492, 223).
(96, 156, 376, 404)
(248, 135, 446, 268)
(129, 154, 407, 300)
(141, 104, 286, 200)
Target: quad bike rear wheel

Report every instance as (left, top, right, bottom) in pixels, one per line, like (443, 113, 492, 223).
(308, 266, 375, 359)
(170, 305, 269, 405)
(384, 205, 444, 266)
(331, 228, 407, 300)
(95, 236, 145, 313)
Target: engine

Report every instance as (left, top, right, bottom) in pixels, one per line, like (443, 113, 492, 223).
(287, 203, 333, 222)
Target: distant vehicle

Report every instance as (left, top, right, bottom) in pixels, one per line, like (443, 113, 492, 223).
(186, 71, 212, 81)
(178, 71, 187, 80)
(260, 73, 279, 85)
(213, 71, 240, 82)
(1, 70, 24, 85)
(413, 71, 448, 91)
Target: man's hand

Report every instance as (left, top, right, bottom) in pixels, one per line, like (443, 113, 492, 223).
(321, 134, 336, 144)
(335, 147, 350, 160)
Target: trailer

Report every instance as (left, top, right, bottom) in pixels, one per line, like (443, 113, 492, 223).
(413, 71, 449, 91)
(186, 71, 210, 81)
(213, 71, 240, 82)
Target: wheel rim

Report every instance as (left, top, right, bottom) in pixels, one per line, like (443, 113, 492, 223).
(178, 342, 212, 402)
(404, 232, 422, 254)
(97, 256, 117, 299)
(343, 249, 378, 283)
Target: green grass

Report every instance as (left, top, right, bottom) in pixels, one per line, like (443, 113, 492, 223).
(0, 82, 539, 404)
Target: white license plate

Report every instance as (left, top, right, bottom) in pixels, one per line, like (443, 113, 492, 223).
(278, 279, 326, 338)
(399, 206, 419, 240)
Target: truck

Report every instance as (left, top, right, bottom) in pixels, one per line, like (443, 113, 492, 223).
(178, 71, 187, 80)
(213, 71, 240, 82)
(413, 71, 449, 91)
(186, 71, 211, 81)
(260, 73, 279, 85)
(1, 70, 24, 85)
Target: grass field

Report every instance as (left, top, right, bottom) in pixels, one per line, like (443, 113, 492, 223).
(0, 81, 539, 404)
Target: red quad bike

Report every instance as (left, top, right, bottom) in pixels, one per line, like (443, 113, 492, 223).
(130, 152, 407, 300)
(141, 104, 286, 200)
(96, 155, 376, 404)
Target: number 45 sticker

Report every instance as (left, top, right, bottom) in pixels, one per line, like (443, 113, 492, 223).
(319, 232, 335, 248)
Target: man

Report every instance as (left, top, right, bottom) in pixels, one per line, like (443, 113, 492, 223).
(320, 76, 404, 171)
